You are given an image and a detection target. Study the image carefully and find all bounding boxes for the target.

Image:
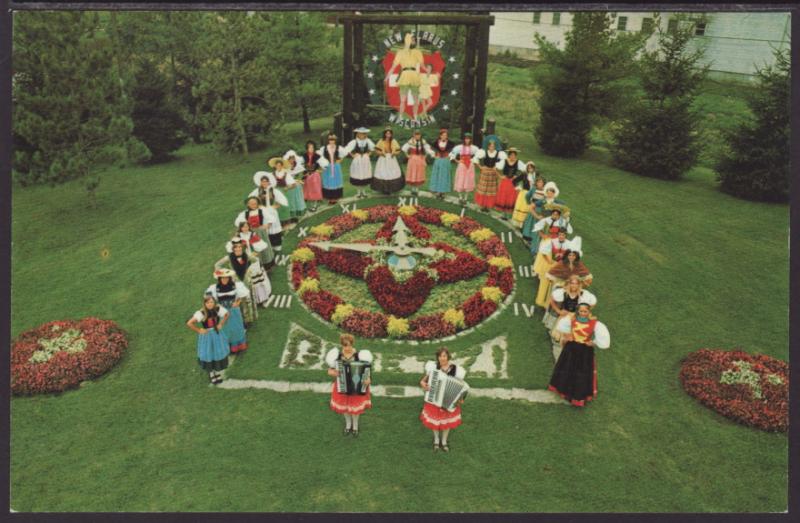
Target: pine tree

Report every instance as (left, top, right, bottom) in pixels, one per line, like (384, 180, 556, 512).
(131, 60, 187, 162)
(12, 12, 149, 188)
(715, 49, 790, 202)
(610, 15, 708, 180)
(534, 12, 648, 157)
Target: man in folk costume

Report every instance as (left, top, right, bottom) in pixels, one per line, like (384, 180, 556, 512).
(402, 128, 433, 196)
(548, 304, 611, 407)
(344, 127, 375, 199)
(449, 132, 481, 206)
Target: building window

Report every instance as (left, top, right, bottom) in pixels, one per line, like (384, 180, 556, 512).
(617, 16, 628, 31)
(552, 12, 561, 26)
(641, 17, 654, 33)
(695, 22, 707, 36)
(667, 18, 678, 34)
(533, 12, 541, 24)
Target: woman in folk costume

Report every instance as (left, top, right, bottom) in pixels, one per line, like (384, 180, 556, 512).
(402, 128, 433, 195)
(320, 133, 347, 204)
(495, 147, 527, 219)
(301, 140, 326, 211)
(228, 218, 275, 272)
(419, 347, 466, 452)
(236, 196, 283, 256)
(474, 138, 505, 211)
(547, 248, 593, 289)
(531, 207, 573, 276)
(548, 303, 611, 407)
(186, 296, 230, 385)
(428, 128, 455, 198)
(449, 132, 481, 205)
(325, 333, 373, 437)
(371, 127, 405, 195)
(250, 171, 289, 210)
(281, 150, 308, 221)
(521, 170, 546, 245)
(269, 157, 302, 226)
(205, 269, 249, 354)
(534, 226, 574, 308)
(513, 161, 538, 228)
(216, 239, 271, 315)
(546, 275, 597, 360)
(344, 127, 375, 199)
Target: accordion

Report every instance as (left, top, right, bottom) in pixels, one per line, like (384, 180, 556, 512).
(424, 369, 469, 412)
(336, 360, 371, 395)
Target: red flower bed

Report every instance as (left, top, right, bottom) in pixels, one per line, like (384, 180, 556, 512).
(451, 216, 483, 236)
(12, 318, 128, 396)
(414, 206, 445, 224)
(476, 236, 509, 258)
(486, 265, 514, 295)
(366, 205, 398, 222)
(291, 260, 320, 289)
(365, 266, 436, 317)
(326, 213, 363, 235)
(312, 245, 372, 279)
(409, 313, 456, 340)
(679, 349, 788, 432)
(302, 290, 344, 321)
(375, 214, 432, 241)
(461, 293, 499, 327)
(428, 242, 487, 283)
(340, 309, 389, 338)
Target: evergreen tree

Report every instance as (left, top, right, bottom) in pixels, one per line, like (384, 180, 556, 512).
(193, 12, 291, 155)
(715, 49, 790, 202)
(534, 12, 649, 157)
(610, 15, 708, 180)
(12, 11, 149, 188)
(131, 60, 187, 162)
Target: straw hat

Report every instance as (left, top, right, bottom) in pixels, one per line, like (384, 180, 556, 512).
(267, 157, 285, 169)
(213, 268, 235, 280)
(354, 127, 370, 134)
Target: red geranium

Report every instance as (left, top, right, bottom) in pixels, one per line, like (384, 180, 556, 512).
(409, 313, 456, 340)
(428, 242, 487, 283)
(414, 206, 445, 224)
(486, 265, 514, 295)
(476, 236, 509, 258)
(367, 205, 398, 222)
(679, 349, 788, 432)
(341, 308, 389, 338)
(302, 290, 344, 321)
(312, 245, 372, 279)
(12, 318, 128, 396)
(452, 216, 483, 236)
(375, 214, 432, 241)
(365, 266, 436, 317)
(461, 292, 498, 327)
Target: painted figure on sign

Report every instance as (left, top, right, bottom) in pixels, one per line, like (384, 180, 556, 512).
(385, 33, 425, 121)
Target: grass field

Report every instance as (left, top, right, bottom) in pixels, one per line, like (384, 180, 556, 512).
(9, 71, 789, 512)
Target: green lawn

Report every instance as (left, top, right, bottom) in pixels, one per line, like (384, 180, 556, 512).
(10, 74, 788, 512)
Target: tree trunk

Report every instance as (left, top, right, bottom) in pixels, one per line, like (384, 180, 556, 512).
(231, 52, 249, 156)
(301, 98, 311, 134)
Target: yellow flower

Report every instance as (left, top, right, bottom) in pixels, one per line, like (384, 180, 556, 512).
(310, 224, 334, 237)
(350, 209, 369, 221)
(440, 212, 460, 227)
(488, 256, 513, 269)
(443, 308, 465, 328)
(290, 247, 316, 263)
(481, 286, 503, 304)
(469, 227, 495, 243)
(331, 304, 355, 325)
(387, 315, 410, 338)
(297, 278, 320, 296)
(397, 205, 417, 216)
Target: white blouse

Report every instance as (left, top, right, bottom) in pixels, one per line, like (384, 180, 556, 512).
(192, 306, 229, 323)
(555, 315, 610, 349)
(325, 348, 374, 368)
(551, 288, 597, 307)
(449, 144, 482, 164)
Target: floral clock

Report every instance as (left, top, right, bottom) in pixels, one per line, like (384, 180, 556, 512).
(679, 349, 788, 432)
(11, 318, 129, 395)
(289, 204, 515, 341)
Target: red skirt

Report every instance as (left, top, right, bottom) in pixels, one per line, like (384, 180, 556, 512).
(495, 178, 518, 212)
(303, 172, 323, 201)
(330, 382, 372, 415)
(405, 155, 427, 185)
(420, 402, 462, 430)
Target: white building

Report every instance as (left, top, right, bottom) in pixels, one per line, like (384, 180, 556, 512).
(489, 11, 791, 79)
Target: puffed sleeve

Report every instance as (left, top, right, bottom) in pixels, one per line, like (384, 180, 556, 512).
(325, 348, 340, 368)
(338, 145, 348, 157)
(454, 365, 467, 380)
(317, 155, 330, 168)
(424, 142, 435, 157)
(218, 306, 229, 319)
(192, 310, 204, 323)
(581, 290, 598, 307)
(344, 139, 356, 155)
(272, 189, 289, 207)
(205, 284, 216, 298)
(357, 349, 373, 364)
(424, 360, 437, 374)
(391, 140, 401, 153)
(566, 222, 574, 235)
(367, 138, 376, 151)
(532, 217, 548, 232)
(248, 187, 259, 199)
(234, 281, 250, 298)
(496, 159, 506, 171)
(401, 141, 412, 154)
(224, 240, 234, 254)
(593, 321, 611, 349)
(448, 145, 461, 161)
(474, 148, 486, 160)
(551, 287, 565, 302)
(498, 150, 508, 161)
(285, 172, 296, 185)
(235, 211, 246, 227)
(556, 314, 572, 334)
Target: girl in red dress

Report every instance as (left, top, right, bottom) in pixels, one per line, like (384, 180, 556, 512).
(325, 333, 373, 437)
(419, 347, 466, 452)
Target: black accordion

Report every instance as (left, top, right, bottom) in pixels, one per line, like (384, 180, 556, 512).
(424, 369, 469, 412)
(336, 360, 371, 395)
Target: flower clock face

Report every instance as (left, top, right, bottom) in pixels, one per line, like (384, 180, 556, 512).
(290, 205, 515, 341)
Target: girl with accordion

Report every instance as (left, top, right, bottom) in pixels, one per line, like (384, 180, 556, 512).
(325, 333, 373, 437)
(419, 347, 466, 452)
